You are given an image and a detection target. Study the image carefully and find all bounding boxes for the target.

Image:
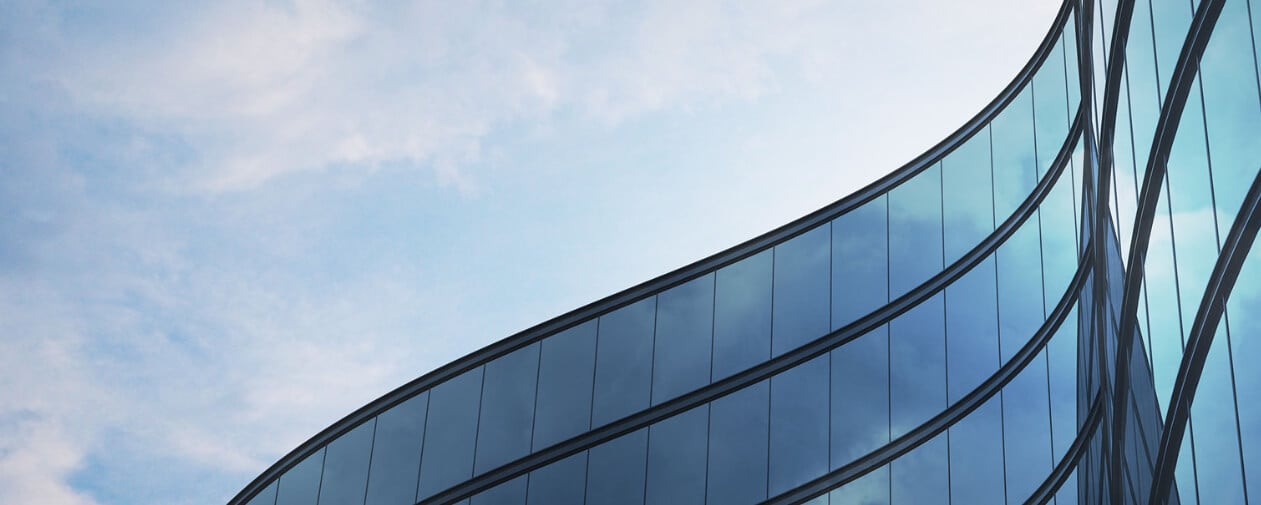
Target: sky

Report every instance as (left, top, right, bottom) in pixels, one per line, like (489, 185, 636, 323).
(0, 0, 1061, 503)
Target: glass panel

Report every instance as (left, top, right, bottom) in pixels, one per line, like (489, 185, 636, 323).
(475, 343, 540, 474)
(889, 163, 944, 299)
(527, 452, 587, 505)
(832, 196, 889, 329)
(707, 381, 769, 505)
(1150, 0, 1194, 93)
(829, 466, 888, 505)
(1049, 309, 1079, 460)
(991, 88, 1038, 220)
(997, 221, 1045, 362)
(1166, 80, 1219, 331)
(1002, 350, 1053, 503)
(1228, 246, 1261, 500)
(246, 482, 278, 505)
(1034, 39, 1072, 177)
(586, 429, 648, 505)
(418, 367, 484, 500)
(534, 321, 597, 449)
(1200, 0, 1261, 238)
(592, 298, 655, 427)
(949, 400, 1006, 504)
(769, 355, 828, 496)
(891, 435, 948, 504)
(945, 257, 1000, 403)
(276, 449, 325, 505)
(645, 406, 708, 505)
(470, 476, 525, 505)
(365, 392, 427, 505)
(1126, 0, 1162, 174)
(831, 325, 889, 468)
(1189, 319, 1246, 503)
(942, 126, 995, 263)
(773, 225, 831, 356)
(890, 294, 946, 438)
(1146, 187, 1183, 412)
(712, 250, 772, 380)
(652, 274, 714, 404)
(319, 420, 374, 505)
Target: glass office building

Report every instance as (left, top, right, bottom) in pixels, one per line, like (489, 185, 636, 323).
(229, 0, 1260, 503)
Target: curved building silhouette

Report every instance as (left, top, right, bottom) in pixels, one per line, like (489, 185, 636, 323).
(229, 0, 1261, 503)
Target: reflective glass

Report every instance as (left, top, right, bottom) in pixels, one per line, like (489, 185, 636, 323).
(585, 429, 647, 505)
(592, 298, 655, 427)
(1166, 81, 1219, 331)
(997, 221, 1045, 362)
(991, 88, 1038, 220)
(712, 250, 772, 380)
(1228, 245, 1261, 500)
(1048, 309, 1079, 459)
(773, 225, 831, 356)
(1125, 0, 1162, 173)
(470, 476, 525, 505)
(829, 466, 888, 505)
(889, 163, 944, 299)
(645, 406, 708, 505)
(652, 274, 714, 404)
(769, 355, 828, 495)
(534, 321, 597, 449)
(1002, 350, 1053, 503)
(832, 196, 888, 328)
(831, 325, 889, 468)
(418, 367, 484, 500)
(527, 452, 586, 505)
(1042, 150, 1082, 302)
(475, 343, 540, 474)
(1200, 0, 1261, 238)
(318, 420, 374, 505)
(949, 400, 1005, 504)
(1150, 0, 1194, 93)
(941, 127, 995, 263)
(365, 392, 427, 505)
(1145, 188, 1184, 412)
(707, 381, 769, 505)
(276, 449, 325, 505)
(945, 257, 1000, 403)
(1034, 39, 1072, 176)
(246, 482, 277, 505)
(1189, 319, 1246, 503)
(891, 435, 948, 504)
(890, 294, 945, 437)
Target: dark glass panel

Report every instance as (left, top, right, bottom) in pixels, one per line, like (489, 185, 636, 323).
(586, 429, 648, 505)
(832, 196, 889, 329)
(769, 355, 828, 496)
(365, 392, 427, 505)
(470, 476, 526, 505)
(773, 225, 831, 356)
(318, 420, 374, 505)
(276, 449, 325, 505)
(889, 163, 944, 299)
(1200, 0, 1261, 238)
(534, 320, 597, 450)
(831, 325, 889, 468)
(949, 400, 1005, 505)
(990, 88, 1038, 220)
(829, 465, 888, 505)
(527, 452, 586, 505)
(417, 367, 484, 500)
(712, 250, 772, 380)
(1189, 319, 1246, 503)
(890, 294, 945, 438)
(891, 435, 948, 505)
(475, 343, 540, 474)
(945, 257, 1000, 403)
(996, 221, 1045, 362)
(246, 482, 278, 505)
(652, 274, 714, 405)
(645, 406, 708, 505)
(1002, 351, 1052, 503)
(707, 381, 769, 505)
(592, 297, 656, 427)
(941, 126, 994, 263)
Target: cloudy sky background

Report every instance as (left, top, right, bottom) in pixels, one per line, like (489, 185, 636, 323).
(0, 0, 1060, 503)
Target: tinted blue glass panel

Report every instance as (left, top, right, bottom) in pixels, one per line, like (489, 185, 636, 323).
(652, 274, 714, 405)
(770, 355, 828, 495)
(707, 381, 769, 505)
(831, 325, 889, 468)
(470, 476, 525, 505)
(1003, 351, 1052, 503)
(890, 294, 945, 437)
(829, 465, 888, 505)
(418, 367, 484, 500)
(1042, 158, 1081, 304)
(1033, 40, 1071, 176)
(645, 406, 708, 505)
(832, 196, 888, 328)
(318, 420, 374, 505)
(1189, 319, 1246, 503)
(276, 449, 325, 505)
(942, 126, 995, 263)
(891, 435, 948, 504)
(592, 298, 655, 427)
(889, 163, 944, 299)
(475, 343, 540, 474)
(1150, 0, 1193, 91)
(949, 400, 1005, 505)
(364, 392, 427, 505)
(1200, 0, 1261, 238)
(527, 452, 586, 505)
(991, 88, 1038, 220)
(712, 250, 772, 380)
(945, 257, 1000, 403)
(534, 321, 597, 449)
(246, 482, 277, 505)
(586, 429, 647, 505)
(773, 225, 831, 356)
(997, 221, 1045, 362)
(1048, 309, 1078, 459)
(1146, 189, 1183, 411)
(1227, 248, 1261, 500)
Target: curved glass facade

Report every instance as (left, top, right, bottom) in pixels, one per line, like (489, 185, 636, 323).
(229, 0, 1261, 504)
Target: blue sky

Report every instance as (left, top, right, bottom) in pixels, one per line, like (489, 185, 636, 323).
(0, 0, 1059, 503)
